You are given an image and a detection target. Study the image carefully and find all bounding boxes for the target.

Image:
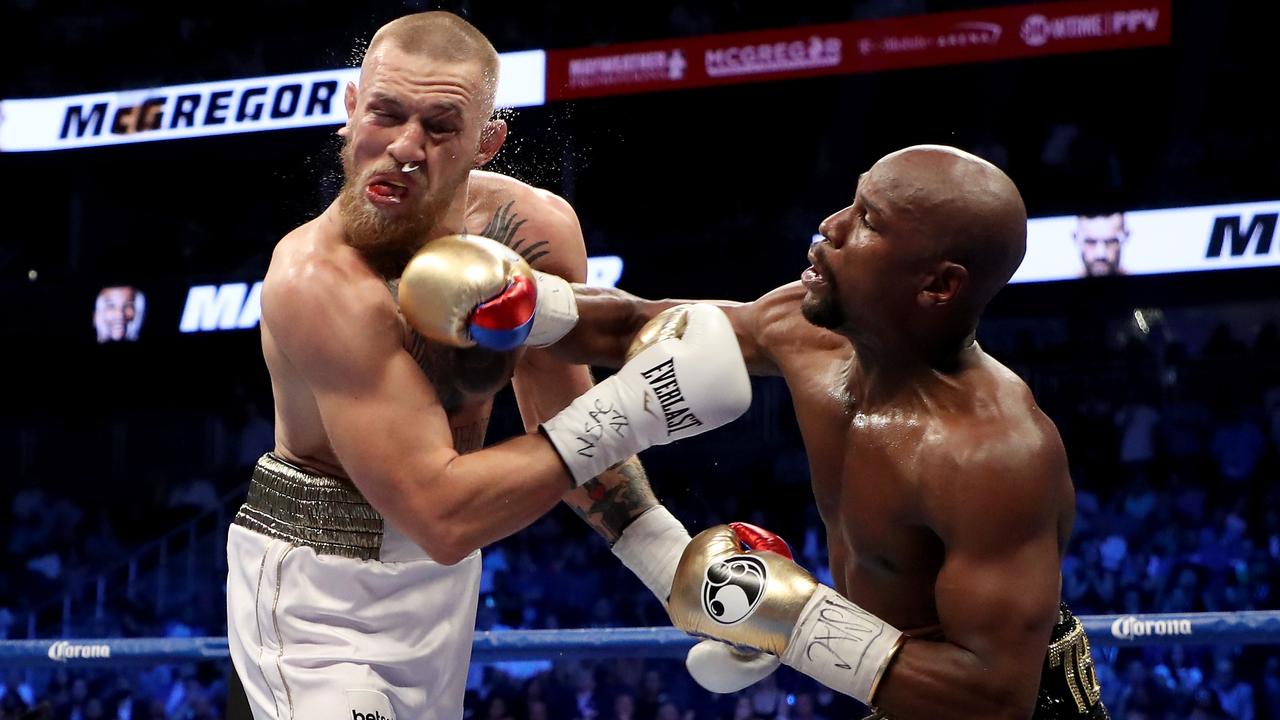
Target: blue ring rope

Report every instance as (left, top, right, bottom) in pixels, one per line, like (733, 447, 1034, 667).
(0, 611, 1276, 667)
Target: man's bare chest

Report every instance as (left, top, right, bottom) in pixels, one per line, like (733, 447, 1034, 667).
(789, 382, 940, 573)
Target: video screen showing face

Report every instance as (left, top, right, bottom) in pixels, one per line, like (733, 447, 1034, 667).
(94, 285, 146, 343)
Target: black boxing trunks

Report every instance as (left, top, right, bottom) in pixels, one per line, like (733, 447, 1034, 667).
(1035, 602, 1110, 719)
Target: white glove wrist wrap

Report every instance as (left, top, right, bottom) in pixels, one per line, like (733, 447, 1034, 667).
(526, 271, 578, 347)
(610, 505, 691, 605)
(542, 304, 751, 486)
(541, 371, 649, 485)
(780, 585, 904, 705)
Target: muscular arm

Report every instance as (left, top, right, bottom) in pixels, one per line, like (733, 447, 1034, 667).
(264, 260, 572, 566)
(485, 182, 660, 542)
(873, 429, 1069, 719)
(553, 282, 818, 378)
(513, 348, 657, 542)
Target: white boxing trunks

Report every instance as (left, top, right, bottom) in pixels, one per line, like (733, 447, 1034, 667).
(226, 454, 481, 720)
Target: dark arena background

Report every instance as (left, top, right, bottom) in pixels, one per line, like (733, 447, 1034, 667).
(2, 1, 1279, 718)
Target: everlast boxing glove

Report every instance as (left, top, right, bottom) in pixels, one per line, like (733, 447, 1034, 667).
(602, 320, 781, 693)
(540, 304, 750, 486)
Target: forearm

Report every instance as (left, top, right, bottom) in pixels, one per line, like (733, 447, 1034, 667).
(668, 529, 1044, 716)
(396, 433, 573, 564)
(873, 640, 1037, 720)
(407, 304, 750, 564)
(562, 456, 659, 543)
(552, 285, 683, 368)
(512, 351, 660, 544)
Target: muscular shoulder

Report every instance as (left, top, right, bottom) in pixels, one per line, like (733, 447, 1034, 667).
(263, 220, 401, 372)
(467, 170, 584, 280)
(469, 170, 575, 218)
(920, 368, 1070, 542)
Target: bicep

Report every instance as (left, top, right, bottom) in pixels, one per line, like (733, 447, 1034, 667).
(506, 191, 594, 427)
(933, 523, 1061, 666)
(876, 513, 1060, 718)
(266, 279, 457, 511)
(306, 348, 458, 508)
(556, 291, 781, 374)
(930, 459, 1063, 681)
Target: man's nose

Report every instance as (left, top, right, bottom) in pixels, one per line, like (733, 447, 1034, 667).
(817, 209, 849, 248)
(387, 124, 427, 165)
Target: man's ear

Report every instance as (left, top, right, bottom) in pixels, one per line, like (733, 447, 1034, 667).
(918, 261, 968, 308)
(338, 81, 357, 138)
(474, 118, 508, 167)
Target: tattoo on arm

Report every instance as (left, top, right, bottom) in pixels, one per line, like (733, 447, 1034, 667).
(450, 418, 489, 455)
(478, 200, 552, 267)
(564, 457, 659, 544)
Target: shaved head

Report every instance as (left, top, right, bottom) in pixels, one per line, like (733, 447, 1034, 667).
(364, 11, 500, 117)
(871, 145, 1027, 313)
(806, 144, 1028, 349)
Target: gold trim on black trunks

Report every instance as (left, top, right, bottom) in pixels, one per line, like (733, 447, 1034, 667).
(233, 453, 384, 560)
(1047, 615, 1103, 713)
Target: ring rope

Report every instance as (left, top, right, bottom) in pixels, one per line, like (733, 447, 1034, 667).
(1, 611, 1276, 667)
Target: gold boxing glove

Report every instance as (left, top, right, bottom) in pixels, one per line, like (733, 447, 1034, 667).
(626, 305, 689, 359)
(398, 235, 579, 351)
(669, 525, 819, 656)
(669, 525, 905, 705)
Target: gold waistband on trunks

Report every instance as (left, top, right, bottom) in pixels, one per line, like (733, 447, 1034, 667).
(1047, 613, 1103, 713)
(233, 453, 384, 561)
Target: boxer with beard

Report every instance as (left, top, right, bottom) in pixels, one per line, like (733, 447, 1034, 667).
(224, 12, 750, 719)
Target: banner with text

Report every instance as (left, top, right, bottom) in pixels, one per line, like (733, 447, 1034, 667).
(3, 2, 1170, 152)
(545, 0, 1170, 100)
(174, 255, 625, 335)
(0, 51, 545, 152)
(1012, 200, 1280, 283)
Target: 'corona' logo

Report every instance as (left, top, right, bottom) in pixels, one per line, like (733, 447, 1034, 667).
(47, 641, 111, 662)
(1110, 615, 1192, 640)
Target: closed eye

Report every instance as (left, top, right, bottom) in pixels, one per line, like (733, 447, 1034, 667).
(423, 109, 463, 136)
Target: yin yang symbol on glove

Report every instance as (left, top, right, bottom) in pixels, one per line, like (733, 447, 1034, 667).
(702, 555, 767, 625)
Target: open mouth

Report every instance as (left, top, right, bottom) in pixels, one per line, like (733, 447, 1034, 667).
(366, 178, 409, 205)
(801, 265, 828, 290)
(802, 248, 831, 290)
